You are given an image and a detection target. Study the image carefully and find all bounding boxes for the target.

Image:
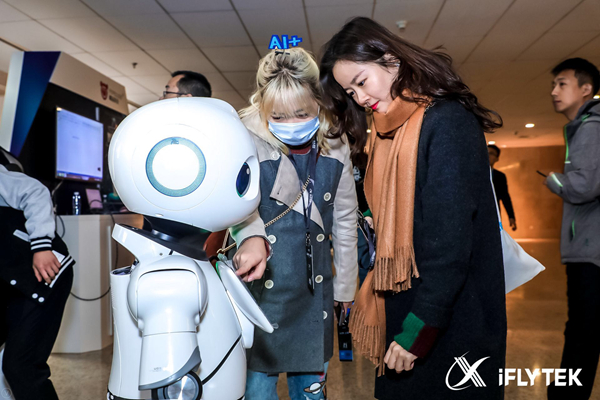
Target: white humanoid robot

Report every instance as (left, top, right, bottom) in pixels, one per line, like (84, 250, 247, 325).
(106, 97, 273, 400)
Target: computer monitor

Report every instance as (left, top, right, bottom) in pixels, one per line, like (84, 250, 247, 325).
(55, 107, 104, 182)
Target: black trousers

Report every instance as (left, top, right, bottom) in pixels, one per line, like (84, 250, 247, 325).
(548, 263, 600, 400)
(0, 267, 73, 400)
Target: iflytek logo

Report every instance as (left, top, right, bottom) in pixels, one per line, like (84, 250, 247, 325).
(446, 353, 583, 390)
(446, 353, 490, 390)
(499, 368, 582, 387)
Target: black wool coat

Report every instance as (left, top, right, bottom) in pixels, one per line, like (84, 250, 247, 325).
(375, 100, 507, 400)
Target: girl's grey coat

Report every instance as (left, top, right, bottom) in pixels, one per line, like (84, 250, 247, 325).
(232, 131, 358, 374)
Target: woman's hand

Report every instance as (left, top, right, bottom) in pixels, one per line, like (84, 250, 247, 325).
(333, 301, 353, 316)
(233, 237, 268, 282)
(384, 341, 418, 373)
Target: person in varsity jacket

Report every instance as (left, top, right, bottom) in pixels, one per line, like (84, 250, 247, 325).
(0, 147, 74, 400)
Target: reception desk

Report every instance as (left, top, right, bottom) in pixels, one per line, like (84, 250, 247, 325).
(52, 214, 144, 354)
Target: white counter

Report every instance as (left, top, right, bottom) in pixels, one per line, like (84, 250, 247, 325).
(52, 214, 144, 354)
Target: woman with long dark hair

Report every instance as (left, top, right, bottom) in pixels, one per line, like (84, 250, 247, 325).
(320, 17, 506, 399)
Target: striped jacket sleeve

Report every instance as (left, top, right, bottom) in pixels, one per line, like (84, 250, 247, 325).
(0, 165, 56, 252)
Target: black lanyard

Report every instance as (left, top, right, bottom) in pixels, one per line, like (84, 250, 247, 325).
(288, 139, 318, 292)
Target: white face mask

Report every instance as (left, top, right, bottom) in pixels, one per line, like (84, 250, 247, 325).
(268, 115, 320, 146)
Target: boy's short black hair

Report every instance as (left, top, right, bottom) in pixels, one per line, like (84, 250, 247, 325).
(488, 144, 500, 157)
(172, 70, 212, 98)
(552, 58, 600, 95)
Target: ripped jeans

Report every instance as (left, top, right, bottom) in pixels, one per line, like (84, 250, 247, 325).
(245, 362, 329, 400)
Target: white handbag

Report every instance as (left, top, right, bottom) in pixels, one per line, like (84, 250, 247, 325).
(490, 168, 545, 293)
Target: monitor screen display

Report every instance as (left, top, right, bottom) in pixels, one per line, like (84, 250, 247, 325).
(55, 107, 104, 182)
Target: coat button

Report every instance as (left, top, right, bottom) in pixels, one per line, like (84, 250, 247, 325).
(265, 280, 274, 289)
(315, 275, 323, 283)
(10, 280, 16, 285)
(271, 152, 280, 160)
(268, 234, 277, 244)
(32, 293, 38, 299)
(276, 200, 284, 206)
(324, 192, 331, 201)
(316, 234, 325, 242)
(38, 297, 45, 303)
(323, 311, 328, 319)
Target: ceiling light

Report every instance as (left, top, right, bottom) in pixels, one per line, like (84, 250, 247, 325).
(595, 95, 600, 99)
(488, 141, 495, 145)
(525, 123, 535, 128)
(396, 20, 407, 31)
(366, 129, 371, 133)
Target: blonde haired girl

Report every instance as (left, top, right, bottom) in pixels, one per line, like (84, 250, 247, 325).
(239, 48, 332, 154)
(233, 47, 358, 400)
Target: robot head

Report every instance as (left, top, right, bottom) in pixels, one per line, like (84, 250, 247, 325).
(109, 98, 260, 232)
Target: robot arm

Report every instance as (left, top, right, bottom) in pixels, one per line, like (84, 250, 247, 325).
(217, 258, 274, 337)
(127, 256, 208, 390)
(135, 269, 203, 333)
(127, 255, 207, 324)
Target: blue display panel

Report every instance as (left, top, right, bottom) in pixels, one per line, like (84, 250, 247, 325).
(55, 107, 104, 182)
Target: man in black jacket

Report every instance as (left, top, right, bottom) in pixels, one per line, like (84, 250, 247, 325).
(488, 144, 517, 231)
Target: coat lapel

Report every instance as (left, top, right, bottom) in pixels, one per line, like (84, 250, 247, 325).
(269, 153, 324, 230)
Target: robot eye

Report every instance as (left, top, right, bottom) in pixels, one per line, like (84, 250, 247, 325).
(236, 163, 251, 197)
(146, 137, 206, 197)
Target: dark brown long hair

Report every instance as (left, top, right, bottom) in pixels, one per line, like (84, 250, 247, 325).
(320, 17, 502, 155)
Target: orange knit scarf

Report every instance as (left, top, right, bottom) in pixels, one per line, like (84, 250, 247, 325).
(349, 96, 427, 375)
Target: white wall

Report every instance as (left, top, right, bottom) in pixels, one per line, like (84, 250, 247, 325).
(0, 95, 4, 126)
